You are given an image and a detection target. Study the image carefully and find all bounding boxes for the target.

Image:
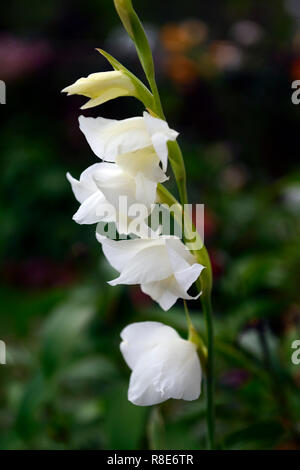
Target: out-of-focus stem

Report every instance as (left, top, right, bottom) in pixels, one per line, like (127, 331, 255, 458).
(201, 293, 215, 449)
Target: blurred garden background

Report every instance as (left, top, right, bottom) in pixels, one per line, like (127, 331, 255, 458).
(0, 0, 300, 450)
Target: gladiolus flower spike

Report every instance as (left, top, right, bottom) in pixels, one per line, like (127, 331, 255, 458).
(63, 0, 216, 450)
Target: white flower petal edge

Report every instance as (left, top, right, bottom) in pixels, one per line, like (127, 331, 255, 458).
(96, 234, 204, 310)
(143, 112, 179, 172)
(120, 322, 201, 406)
(66, 164, 111, 225)
(78, 112, 178, 171)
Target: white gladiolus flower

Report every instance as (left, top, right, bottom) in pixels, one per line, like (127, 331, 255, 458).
(96, 233, 204, 310)
(93, 153, 167, 210)
(67, 163, 146, 234)
(62, 71, 137, 109)
(67, 113, 174, 232)
(120, 322, 201, 406)
(67, 164, 113, 225)
(79, 111, 178, 172)
(67, 162, 155, 234)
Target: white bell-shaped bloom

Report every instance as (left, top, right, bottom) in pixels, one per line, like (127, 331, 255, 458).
(62, 71, 137, 109)
(79, 111, 178, 171)
(67, 161, 158, 235)
(120, 321, 201, 406)
(96, 233, 204, 310)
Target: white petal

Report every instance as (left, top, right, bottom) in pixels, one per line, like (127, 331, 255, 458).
(120, 321, 178, 369)
(135, 172, 157, 207)
(141, 277, 179, 311)
(165, 239, 205, 293)
(174, 263, 205, 295)
(143, 112, 179, 171)
(165, 239, 192, 273)
(79, 116, 117, 160)
(79, 115, 151, 161)
(96, 236, 162, 272)
(93, 162, 138, 209)
(108, 243, 172, 286)
(127, 335, 201, 406)
(72, 191, 107, 225)
(66, 163, 102, 203)
(143, 111, 178, 138)
(141, 262, 203, 310)
(165, 237, 198, 266)
(151, 134, 169, 173)
(115, 148, 168, 183)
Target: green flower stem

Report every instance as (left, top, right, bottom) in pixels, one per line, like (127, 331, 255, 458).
(114, 0, 164, 119)
(113, 1, 189, 205)
(157, 184, 212, 286)
(200, 293, 215, 449)
(114, 0, 215, 450)
(157, 184, 215, 449)
(184, 300, 208, 375)
(167, 141, 188, 207)
(148, 75, 165, 120)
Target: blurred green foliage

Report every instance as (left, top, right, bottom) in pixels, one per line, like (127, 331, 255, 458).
(0, 0, 300, 450)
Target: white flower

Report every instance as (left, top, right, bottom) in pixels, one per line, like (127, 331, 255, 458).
(120, 321, 201, 406)
(67, 164, 112, 225)
(67, 113, 175, 232)
(96, 233, 204, 310)
(62, 70, 137, 109)
(78, 111, 178, 172)
(67, 162, 155, 234)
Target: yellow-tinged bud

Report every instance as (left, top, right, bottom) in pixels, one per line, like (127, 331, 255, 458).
(62, 70, 137, 109)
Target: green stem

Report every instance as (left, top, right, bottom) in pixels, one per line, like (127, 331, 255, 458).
(148, 75, 165, 120)
(157, 184, 212, 289)
(201, 294, 215, 449)
(167, 141, 188, 206)
(184, 300, 208, 375)
(114, 0, 215, 448)
(157, 184, 215, 449)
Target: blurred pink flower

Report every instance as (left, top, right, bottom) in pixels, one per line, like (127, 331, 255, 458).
(2, 257, 77, 289)
(0, 35, 52, 81)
